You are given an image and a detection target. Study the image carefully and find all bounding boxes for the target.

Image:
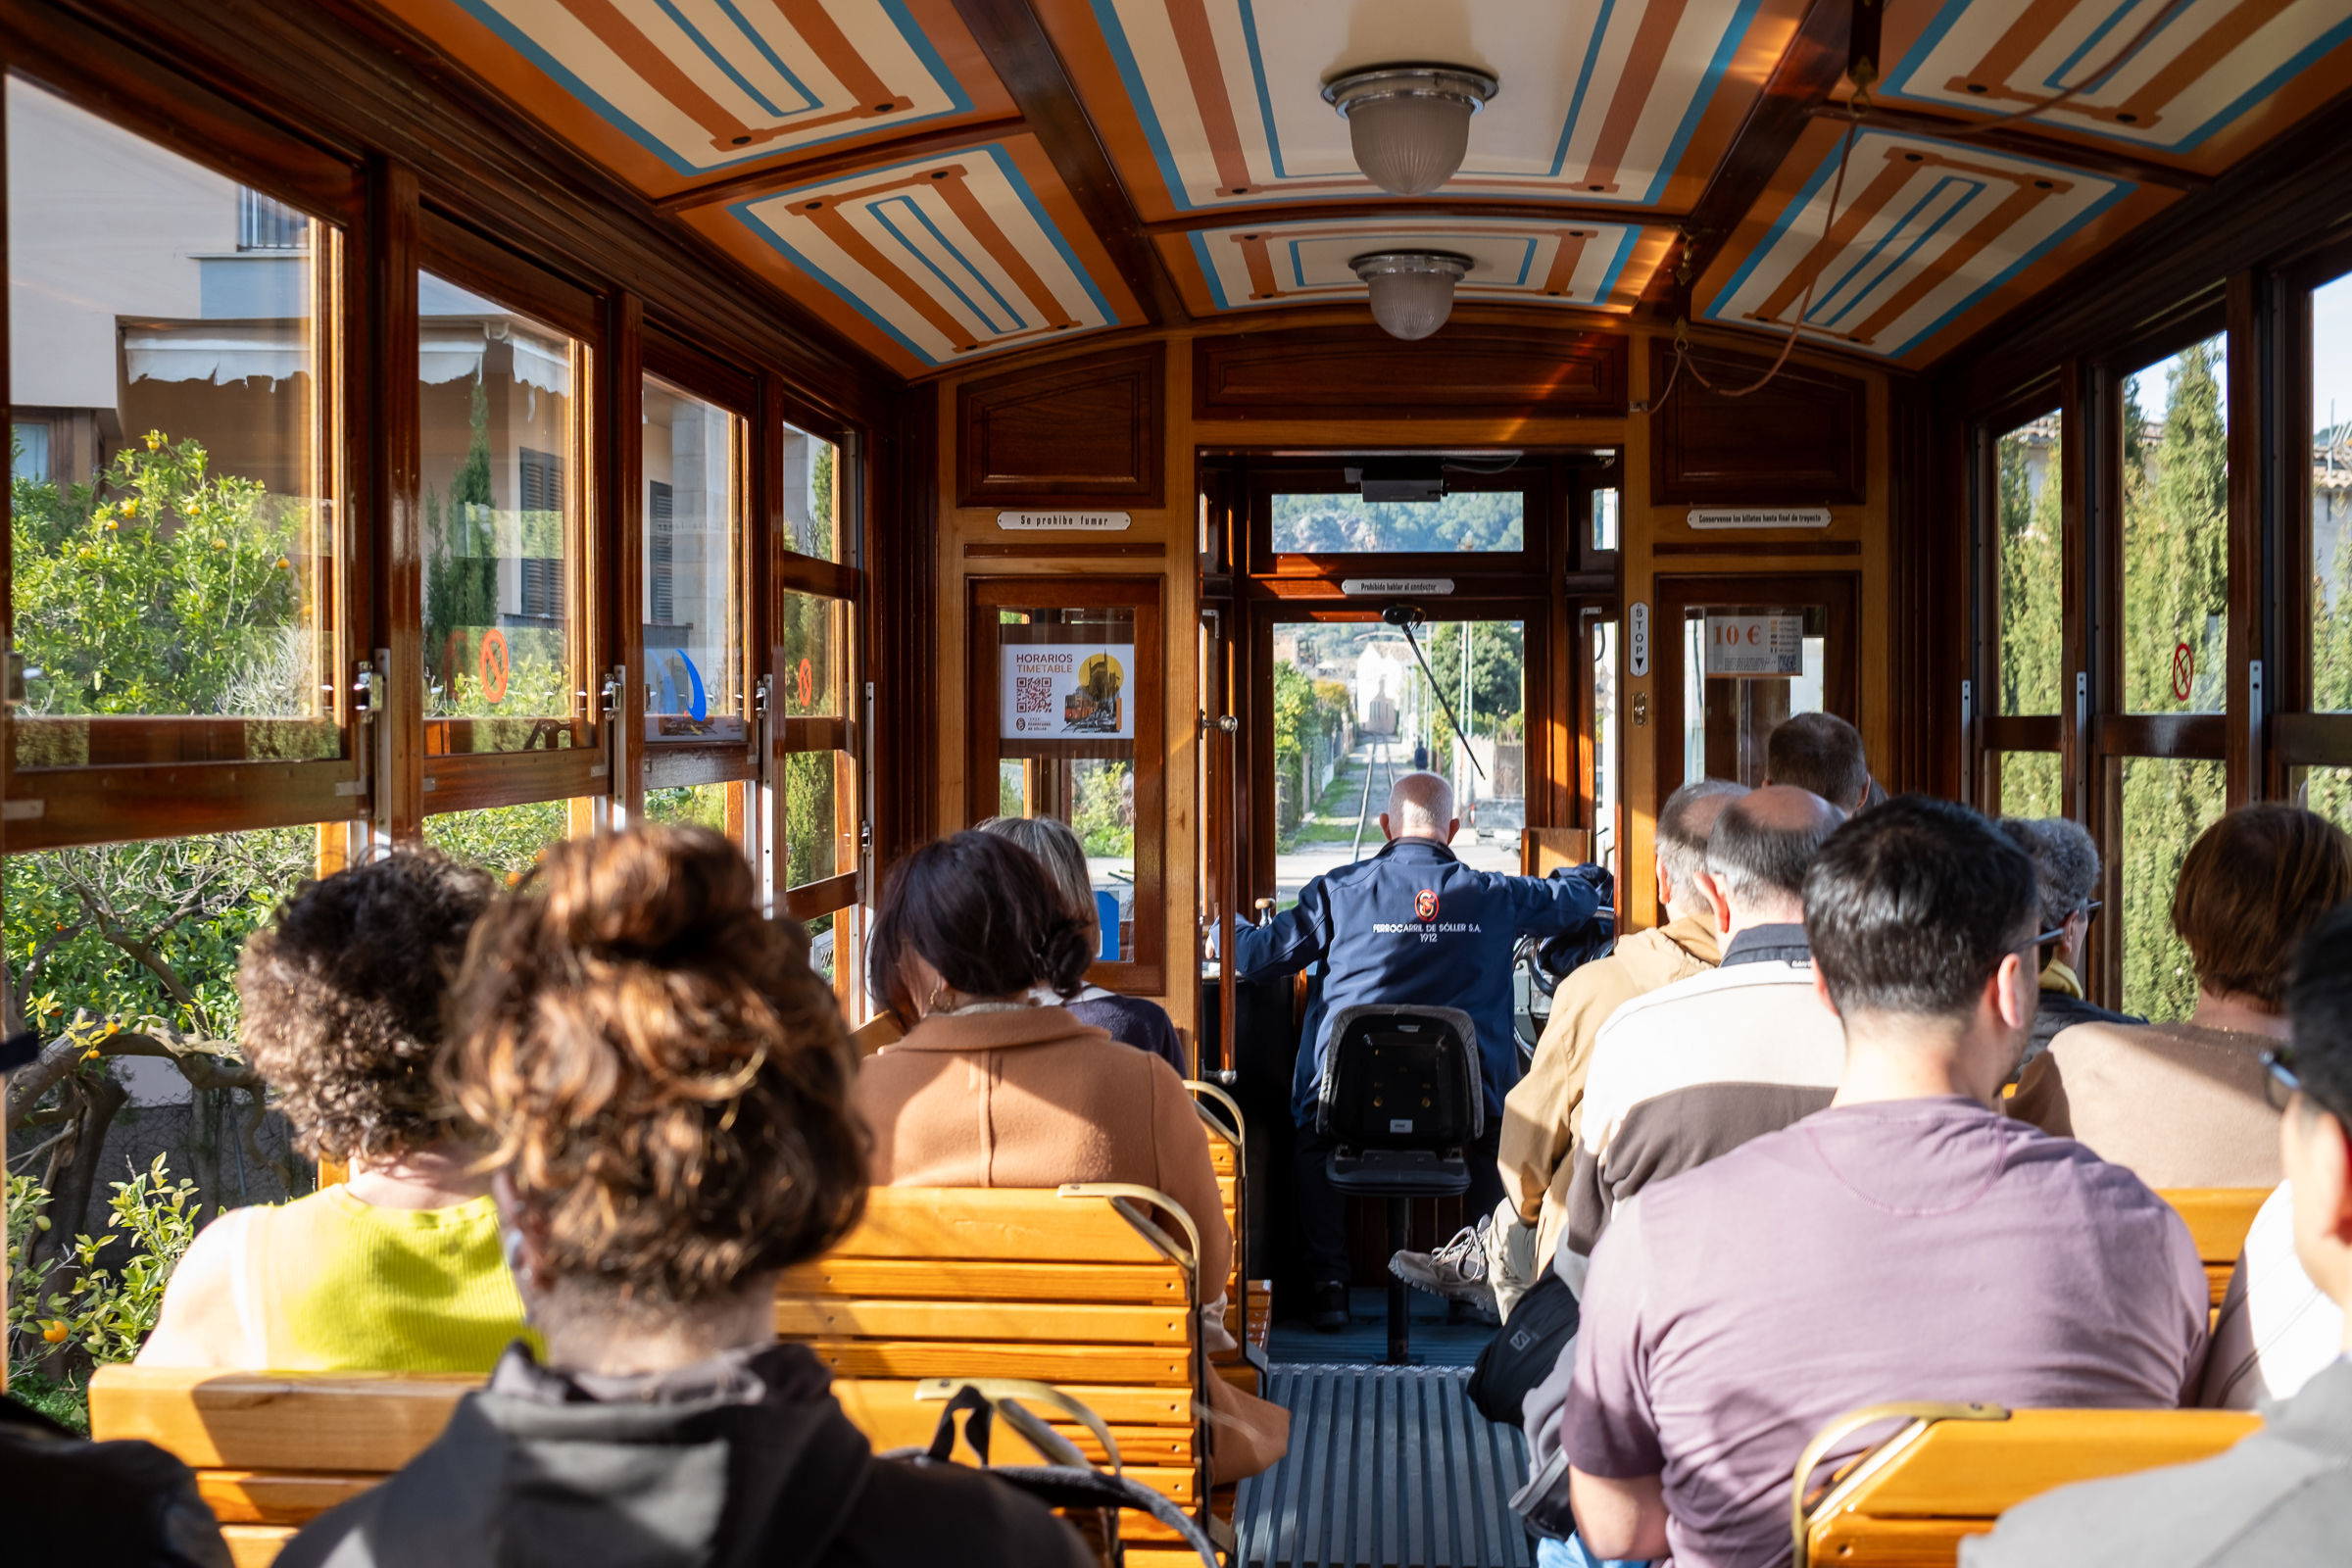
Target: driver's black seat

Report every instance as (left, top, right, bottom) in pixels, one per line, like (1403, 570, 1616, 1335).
(1315, 1004, 1482, 1362)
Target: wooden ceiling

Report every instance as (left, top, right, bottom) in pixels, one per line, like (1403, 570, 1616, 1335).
(370, 0, 2352, 378)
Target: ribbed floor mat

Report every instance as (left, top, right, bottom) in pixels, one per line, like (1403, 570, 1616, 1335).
(1233, 1364, 1537, 1567)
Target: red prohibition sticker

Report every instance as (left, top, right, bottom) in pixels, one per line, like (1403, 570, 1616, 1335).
(479, 628, 512, 705)
(1415, 889, 1439, 921)
(796, 657, 814, 710)
(2172, 641, 2195, 703)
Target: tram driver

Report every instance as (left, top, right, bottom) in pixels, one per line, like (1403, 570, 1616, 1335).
(1227, 770, 1610, 1330)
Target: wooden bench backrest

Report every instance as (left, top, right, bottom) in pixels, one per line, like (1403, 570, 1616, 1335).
(2159, 1188, 2269, 1308)
(89, 1364, 480, 1566)
(774, 1185, 1209, 1546)
(1801, 1406, 2261, 1568)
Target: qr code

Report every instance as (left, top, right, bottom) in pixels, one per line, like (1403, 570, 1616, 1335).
(1015, 676, 1054, 714)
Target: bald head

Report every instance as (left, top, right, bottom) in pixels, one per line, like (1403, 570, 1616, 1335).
(1383, 771, 1457, 843)
(1702, 784, 1848, 928)
(1656, 778, 1748, 918)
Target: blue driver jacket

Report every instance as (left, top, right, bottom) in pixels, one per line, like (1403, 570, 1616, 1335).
(1229, 837, 1604, 1128)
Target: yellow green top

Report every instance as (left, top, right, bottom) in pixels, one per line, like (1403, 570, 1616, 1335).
(232, 1187, 529, 1371)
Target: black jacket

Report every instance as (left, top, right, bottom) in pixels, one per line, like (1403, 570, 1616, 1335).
(2030, 988, 2141, 1061)
(0, 1395, 229, 1568)
(278, 1343, 1092, 1568)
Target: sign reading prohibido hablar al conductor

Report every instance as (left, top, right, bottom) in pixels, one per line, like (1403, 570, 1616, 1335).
(1705, 613, 1805, 677)
(1003, 645, 1137, 739)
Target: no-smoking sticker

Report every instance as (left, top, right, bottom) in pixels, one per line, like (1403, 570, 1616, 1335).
(2172, 641, 2195, 703)
(479, 629, 511, 705)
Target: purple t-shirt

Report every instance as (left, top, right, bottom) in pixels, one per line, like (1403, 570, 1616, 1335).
(1563, 1097, 2209, 1568)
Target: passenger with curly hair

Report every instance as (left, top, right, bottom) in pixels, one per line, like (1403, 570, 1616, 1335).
(140, 852, 525, 1371)
(278, 827, 1090, 1568)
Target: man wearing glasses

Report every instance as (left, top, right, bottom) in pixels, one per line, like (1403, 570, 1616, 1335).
(1966, 901, 2352, 1565)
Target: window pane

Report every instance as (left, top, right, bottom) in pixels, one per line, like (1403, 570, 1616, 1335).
(1592, 487, 1620, 553)
(996, 605, 1139, 956)
(781, 420, 842, 562)
(1264, 619, 1524, 908)
(4, 826, 311, 1048)
(1997, 751, 2062, 818)
(2293, 764, 2352, 838)
(9, 78, 336, 769)
(1682, 605, 1827, 788)
(424, 799, 571, 881)
(420, 271, 583, 753)
(1592, 617, 1618, 881)
(2117, 756, 2226, 1021)
(2123, 334, 2229, 714)
(1270, 489, 1525, 554)
(643, 378, 744, 743)
(785, 750, 856, 890)
(2310, 270, 2352, 711)
(645, 782, 732, 832)
(779, 591, 846, 716)
(1996, 411, 2062, 716)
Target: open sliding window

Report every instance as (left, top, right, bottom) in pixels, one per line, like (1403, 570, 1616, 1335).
(416, 218, 602, 872)
(969, 577, 1164, 996)
(4, 74, 356, 849)
(2278, 253, 2352, 842)
(773, 409, 862, 1008)
(2096, 321, 2231, 1021)
(638, 335, 754, 859)
(1981, 403, 2066, 816)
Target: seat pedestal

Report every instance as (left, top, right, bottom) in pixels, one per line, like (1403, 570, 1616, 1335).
(1330, 1147, 1468, 1366)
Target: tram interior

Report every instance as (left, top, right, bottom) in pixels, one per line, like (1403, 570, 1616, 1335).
(6, 0, 2352, 1562)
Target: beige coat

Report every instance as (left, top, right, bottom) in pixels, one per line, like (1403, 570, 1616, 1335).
(1498, 912, 1722, 1266)
(856, 1004, 1287, 1482)
(2047, 1019, 2283, 1189)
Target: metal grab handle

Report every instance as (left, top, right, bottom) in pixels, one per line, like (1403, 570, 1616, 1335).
(1057, 1183, 1200, 1285)
(1184, 1080, 1246, 1153)
(1789, 1400, 2010, 1568)
(914, 1376, 1124, 1476)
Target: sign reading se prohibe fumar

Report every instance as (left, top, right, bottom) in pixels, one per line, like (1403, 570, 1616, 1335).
(1002, 644, 1138, 739)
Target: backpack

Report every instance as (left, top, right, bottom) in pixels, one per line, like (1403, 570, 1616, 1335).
(884, 1380, 1221, 1568)
(1465, 1265, 1581, 1426)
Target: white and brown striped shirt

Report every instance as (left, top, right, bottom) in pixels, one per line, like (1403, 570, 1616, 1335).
(1565, 924, 1845, 1255)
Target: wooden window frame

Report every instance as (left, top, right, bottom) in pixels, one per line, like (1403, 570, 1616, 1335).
(967, 574, 1165, 997)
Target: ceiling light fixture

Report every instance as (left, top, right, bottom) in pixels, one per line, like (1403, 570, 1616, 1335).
(1322, 65, 1498, 196)
(1351, 251, 1472, 340)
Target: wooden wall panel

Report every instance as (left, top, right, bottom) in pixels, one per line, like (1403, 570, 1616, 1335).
(1194, 323, 1628, 422)
(1647, 340, 1867, 506)
(956, 343, 1165, 508)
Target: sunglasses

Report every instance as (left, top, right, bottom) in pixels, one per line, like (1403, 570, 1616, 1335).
(2263, 1047, 2352, 1126)
(2032, 899, 2102, 952)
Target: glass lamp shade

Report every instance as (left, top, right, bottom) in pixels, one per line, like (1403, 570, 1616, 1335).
(1346, 92, 1474, 196)
(1323, 66, 1497, 196)
(1353, 252, 1471, 341)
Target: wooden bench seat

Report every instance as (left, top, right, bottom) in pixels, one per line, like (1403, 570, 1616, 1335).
(1797, 1403, 2261, 1567)
(776, 1183, 1219, 1563)
(2158, 1188, 2269, 1309)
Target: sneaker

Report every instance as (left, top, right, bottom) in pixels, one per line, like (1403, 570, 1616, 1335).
(1305, 1281, 1351, 1331)
(1390, 1217, 1499, 1310)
